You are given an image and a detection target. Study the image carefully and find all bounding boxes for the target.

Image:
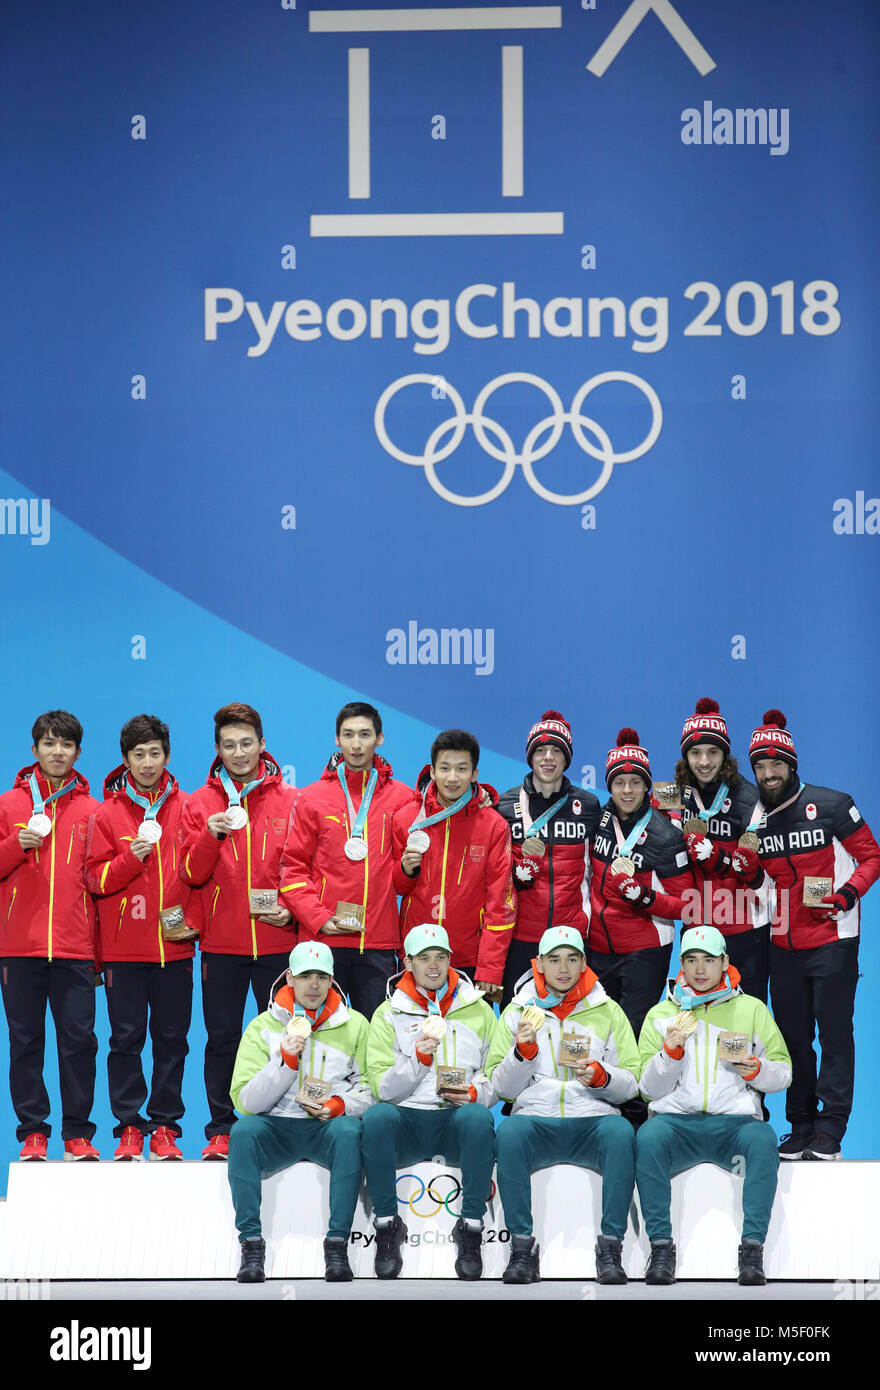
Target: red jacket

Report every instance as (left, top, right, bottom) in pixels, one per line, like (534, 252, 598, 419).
(588, 802, 696, 955)
(179, 754, 300, 957)
(391, 773, 517, 985)
(85, 767, 199, 964)
(0, 765, 98, 960)
(279, 753, 413, 952)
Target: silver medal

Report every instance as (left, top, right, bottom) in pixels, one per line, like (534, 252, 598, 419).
(27, 813, 52, 838)
(406, 830, 431, 854)
(344, 837, 368, 862)
(138, 819, 163, 843)
(225, 805, 248, 831)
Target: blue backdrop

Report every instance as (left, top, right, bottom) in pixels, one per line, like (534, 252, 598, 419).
(1, 0, 878, 1176)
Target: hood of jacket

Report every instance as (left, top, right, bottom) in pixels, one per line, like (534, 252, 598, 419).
(207, 752, 283, 787)
(13, 762, 92, 799)
(102, 765, 180, 802)
(664, 964, 743, 1004)
(322, 751, 396, 786)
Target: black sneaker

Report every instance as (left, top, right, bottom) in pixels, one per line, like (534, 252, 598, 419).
(323, 1236, 354, 1282)
(645, 1240, 676, 1285)
(594, 1234, 627, 1285)
(805, 1131, 841, 1161)
(502, 1234, 541, 1285)
(237, 1237, 266, 1283)
(778, 1127, 813, 1160)
(738, 1239, 766, 1286)
(373, 1215, 407, 1279)
(451, 1218, 483, 1281)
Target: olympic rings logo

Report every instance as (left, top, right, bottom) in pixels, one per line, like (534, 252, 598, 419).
(395, 1172, 497, 1218)
(374, 371, 663, 508)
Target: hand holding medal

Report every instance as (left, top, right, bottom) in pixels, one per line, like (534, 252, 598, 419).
(517, 1004, 545, 1047)
(282, 1015, 311, 1059)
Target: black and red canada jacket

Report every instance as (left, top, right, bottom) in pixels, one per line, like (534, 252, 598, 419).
(496, 774, 601, 944)
(680, 775, 768, 937)
(588, 800, 696, 955)
(756, 782, 880, 950)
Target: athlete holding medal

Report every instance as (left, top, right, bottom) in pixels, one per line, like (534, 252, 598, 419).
(391, 729, 516, 1003)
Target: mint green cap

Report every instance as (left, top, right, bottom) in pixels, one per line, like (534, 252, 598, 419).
(680, 926, 727, 958)
(537, 926, 586, 957)
(288, 941, 334, 976)
(403, 924, 451, 958)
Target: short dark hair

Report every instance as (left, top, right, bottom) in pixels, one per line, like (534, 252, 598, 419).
(120, 714, 170, 758)
(336, 702, 382, 737)
(430, 729, 480, 768)
(214, 703, 263, 744)
(32, 710, 83, 748)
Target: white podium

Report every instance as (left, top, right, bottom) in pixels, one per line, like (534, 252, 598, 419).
(0, 1160, 876, 1279)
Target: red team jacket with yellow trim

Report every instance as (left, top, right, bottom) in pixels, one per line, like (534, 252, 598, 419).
(179, 754, 299, 957)
(85, 767, 199, 964)
(588, 801, 696, 955)
(279, 753, 413, 953)
(391, 774, 516, 984)
(0, 765, 98, 960)
(755, 781, 880, 950)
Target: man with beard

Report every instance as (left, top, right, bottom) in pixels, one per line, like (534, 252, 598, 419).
(675, 698, 769, 1001)
(496, 711, 601, 1006)
(748, 710, 880, 1160)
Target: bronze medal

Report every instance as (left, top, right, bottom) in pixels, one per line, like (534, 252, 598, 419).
(738, 832, 760, 852)
(522, 835, 545, 857)
(610, 855, 635, 877)
(683, 817, 707, 836)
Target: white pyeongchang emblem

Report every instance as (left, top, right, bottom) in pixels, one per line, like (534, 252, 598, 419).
(806, 803, 817, 820)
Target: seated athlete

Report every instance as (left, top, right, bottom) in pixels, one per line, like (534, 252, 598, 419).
(228, 941, 373, 1283)
(487, 925, 641, 1285)
(636, 926, 792, 1286)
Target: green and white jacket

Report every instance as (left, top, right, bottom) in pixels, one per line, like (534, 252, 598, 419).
(638, 978, 792, 1119)
(487, 969, 640, 1118)
(230, 981, 374, 1120)
(367, 971, 497, 1110)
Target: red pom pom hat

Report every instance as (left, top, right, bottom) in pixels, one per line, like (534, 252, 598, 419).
(748, 709, 798, 771)
(526, 710, 573, 769)
(681, 696, 731, 757)
(605, 728, 652, 789)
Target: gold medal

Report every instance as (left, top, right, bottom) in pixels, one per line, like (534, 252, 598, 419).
(672, 1010, 698, 1037)
(522, 835, 545, 857)
(683, 817, 707, 836)
(610, 855, 635, 877)
(738, 832, 760, 852)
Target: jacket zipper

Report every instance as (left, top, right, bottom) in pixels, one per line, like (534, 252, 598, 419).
(47, 804, 57, 961)
(7, 886, 16, 919)
(245, 796, 256, 959)
(437, 818, 451, 925)
(156, 835, 166, 967)
(702, 1014, 710, 1112)
(359, 772, 368, 954)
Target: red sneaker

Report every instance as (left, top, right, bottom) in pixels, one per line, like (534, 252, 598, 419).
(63, 1137, 100, 1161)
(201, 1134, 229, 1161)
(150, 1126, 183, 1161)
(114, 1126, 145, 1161)
(20, 1133, 48, 1161)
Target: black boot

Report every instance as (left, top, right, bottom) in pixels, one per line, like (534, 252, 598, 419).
(594, 1234, 627, 1285)
(373, 1215, 407, 1279)
(502, 1234, 541, 1285)
(323, 1236, 353, 1282)
(451, 1218, 483, 1281)
(237, 1237, 266, 1283)
(645, 1240, 676, 1285)
(737, 1239, 766, 1286)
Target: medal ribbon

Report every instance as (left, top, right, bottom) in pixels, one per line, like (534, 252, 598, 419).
(337, 765, 379, 842)
(219, 764, 266, 809)
(123, 775, 174, 822)
(518, 786, 569, 842)
(28, 774, 78, 817)
(408, 785, 472, 834)
(421, 982, 449, 1016)
(611, 807, 653, 860)
(673, 972, 735, 1011)
(745, 780, 803, 834)
(530, 987, 566, 1011)
(689, 781, 729, 828)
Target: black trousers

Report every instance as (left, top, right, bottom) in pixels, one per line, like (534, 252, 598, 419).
(329, 947, 399, 1021)
(0, 956, 98, 1142)
(201, 952, 290, 1137)
(718, 925, 770, 1004)
(588, 943, 672, 1041)
(770, 938, 859, 1141)
(501, 938, 542, 1009)
(104, 959, 193, 1137)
